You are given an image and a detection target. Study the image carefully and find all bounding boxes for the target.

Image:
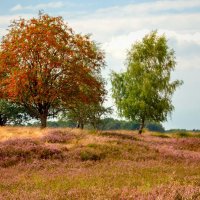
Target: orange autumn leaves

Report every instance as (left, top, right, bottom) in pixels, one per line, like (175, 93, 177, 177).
(0, 13, 105, 127)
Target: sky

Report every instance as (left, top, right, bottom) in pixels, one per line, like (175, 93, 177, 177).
(0, 0, 200, 130)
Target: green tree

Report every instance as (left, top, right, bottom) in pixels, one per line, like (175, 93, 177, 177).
(111, 31, 183, 134)
(146, 122, 165, 132)
(62, 101, 112, 129)
(0, 100, 29, 126)
(86, 103, 112, 129)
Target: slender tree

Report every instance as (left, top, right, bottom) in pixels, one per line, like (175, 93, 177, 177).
(64, 100, 112, 129)
(111, 31, 183, 134)
(0, 13, 105, 128)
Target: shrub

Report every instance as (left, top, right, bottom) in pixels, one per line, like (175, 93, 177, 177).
(80, 149, 105, 161)
(87, 143, 98, 148)
(152, 133, 170, 138)
(176, 131, 190, 138)
(80, 143, 121, 161)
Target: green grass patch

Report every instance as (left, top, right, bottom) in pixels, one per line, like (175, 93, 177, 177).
(80, 149, 105, 161)
(174, 131, 200, 138)
(81, 143, 122, 161)
(151, 132, 171, 138)
(175, 131, 191, 138)
(155, 131, 200, 138)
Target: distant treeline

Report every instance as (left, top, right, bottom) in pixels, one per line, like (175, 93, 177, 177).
(28, 119, 200, 133)
(165, 129, 200, 133)
(29, 117, 165, 132)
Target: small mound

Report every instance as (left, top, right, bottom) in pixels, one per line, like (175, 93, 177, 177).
(42, 130, 75, 143)
(0, 138, 64, 167)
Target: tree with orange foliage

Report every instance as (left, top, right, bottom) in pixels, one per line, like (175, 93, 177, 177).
(0, 13, 105, 128)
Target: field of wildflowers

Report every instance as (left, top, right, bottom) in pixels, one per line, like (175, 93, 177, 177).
(0, 127, 199, 199)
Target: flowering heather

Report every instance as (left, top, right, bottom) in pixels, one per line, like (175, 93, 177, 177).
(116, 185, 200, 200)
(42, 129, 75, 143)
(0, 138, 64, 167)
(0, 128, 199, 199)
(135, 133, 200, 162)
(174, 138, 200, 152)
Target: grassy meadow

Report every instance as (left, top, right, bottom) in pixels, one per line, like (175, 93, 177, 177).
(0, 127, 200, 199)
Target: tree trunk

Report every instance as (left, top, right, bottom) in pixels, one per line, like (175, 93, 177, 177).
(0, 115, 7, 126)
(76, 119, 84, 129)
(138, 118, 145, 134)
(40, 115, 47, 129)
(80, 123, 84, 129)
(76, 122, 80, 128)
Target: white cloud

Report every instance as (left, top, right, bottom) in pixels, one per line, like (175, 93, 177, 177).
(10, 2, 64, 12)
(177, 55, 200, 69)
(0, 14, 33, 25)
(69, 10, 200, 43)
(102, 30, 149, 60)
(0, 27, 7, 40)
(96, 0, 200, 15)
(0, 14, 33, 39)
(11, 4, 23, 12)
(101, 30, 200, 70)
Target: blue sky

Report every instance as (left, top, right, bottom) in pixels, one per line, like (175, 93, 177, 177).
(1, 0, 200, 129)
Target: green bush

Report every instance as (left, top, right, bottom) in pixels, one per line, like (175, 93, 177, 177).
(87, 143, 98, 148)
(152, 133, 170, 138)
(176, 131, 190, 138)
(80, 149, 105, 161)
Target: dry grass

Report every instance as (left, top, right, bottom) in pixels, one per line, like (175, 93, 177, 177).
(0, 126, 42, 141)
(0, 127, 200, 199)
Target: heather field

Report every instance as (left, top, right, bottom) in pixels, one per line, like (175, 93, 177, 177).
(0, 127, 200, 200)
